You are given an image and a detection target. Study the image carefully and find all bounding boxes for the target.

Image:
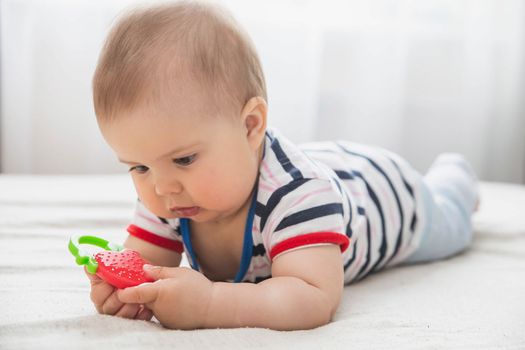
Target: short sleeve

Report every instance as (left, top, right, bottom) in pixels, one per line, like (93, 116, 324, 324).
(260, 178, 350, 261)
(127, 200, 184, 253)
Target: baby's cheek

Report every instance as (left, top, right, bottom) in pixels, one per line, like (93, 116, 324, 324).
(137, 189, 168, 217)
(197, 180, 238, 208)
(142, 200, 166, 217)
(199, 186, 230, 208)
(195, 161, 256, 208)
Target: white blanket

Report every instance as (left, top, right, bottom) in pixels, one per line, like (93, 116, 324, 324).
(1, 175, 524, 349)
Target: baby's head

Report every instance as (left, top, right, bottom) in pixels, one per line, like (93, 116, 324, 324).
(93, 1, 268, 223)
(93, 0, 267, 121)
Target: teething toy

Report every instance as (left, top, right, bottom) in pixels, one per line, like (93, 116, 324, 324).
(68, 235, 154, 289)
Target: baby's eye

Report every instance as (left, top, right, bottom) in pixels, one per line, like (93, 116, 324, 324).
(129, 165, 149, 174)
(173, 154, 197, 167)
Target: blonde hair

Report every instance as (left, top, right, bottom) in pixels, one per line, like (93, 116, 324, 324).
(93, 1, 267, 120)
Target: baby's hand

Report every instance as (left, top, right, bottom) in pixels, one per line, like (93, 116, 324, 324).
(117, 265, 214, 329)
(85, 267, 153, 321)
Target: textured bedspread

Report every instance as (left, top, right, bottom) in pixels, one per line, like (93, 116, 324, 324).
(1, 175, 524, 349)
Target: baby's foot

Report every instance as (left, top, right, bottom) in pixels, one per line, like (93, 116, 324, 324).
(426, 153, 479, 214)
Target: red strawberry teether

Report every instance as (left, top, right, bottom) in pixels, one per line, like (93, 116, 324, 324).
(94, 250, 154, 289)
(68, 235, 155, 289)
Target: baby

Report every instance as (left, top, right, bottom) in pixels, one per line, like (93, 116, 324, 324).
(88, 1, 479, 330)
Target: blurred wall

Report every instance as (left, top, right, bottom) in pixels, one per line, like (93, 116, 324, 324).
(1, 0, 524, 183)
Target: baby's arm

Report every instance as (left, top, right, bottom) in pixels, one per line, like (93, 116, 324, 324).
(206, 244, 344, 330)
(117, 243, 344, 330)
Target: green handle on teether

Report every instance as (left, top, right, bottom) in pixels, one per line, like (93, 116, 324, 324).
(68, 235, 125, 274)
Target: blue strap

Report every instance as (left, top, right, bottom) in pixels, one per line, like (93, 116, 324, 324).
(180, 190, 257, 282)
(233, 192, 256, 282)
(179, 218, 198, 270)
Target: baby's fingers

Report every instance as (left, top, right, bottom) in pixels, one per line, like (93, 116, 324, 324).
(136, 305, 154, 321)
(115, 303, 141, 319)
(89, 280, 115, 310)
(117, 282, 159, 305)
(101, 290, 125, 315)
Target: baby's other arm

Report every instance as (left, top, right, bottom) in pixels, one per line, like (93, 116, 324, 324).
(206, 244, 344, 330)
(124, 234, 182, 267)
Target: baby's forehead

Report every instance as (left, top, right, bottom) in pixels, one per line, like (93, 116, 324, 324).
(114, 83, 236, 123)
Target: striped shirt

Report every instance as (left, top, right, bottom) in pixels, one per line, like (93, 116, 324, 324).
(127, 127, 426, 284)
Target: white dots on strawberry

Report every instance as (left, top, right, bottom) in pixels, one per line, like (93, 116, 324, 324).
(94, 250, 154, 289)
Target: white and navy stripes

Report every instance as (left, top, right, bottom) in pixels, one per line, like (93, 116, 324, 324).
(126, 127, 426, 284)
(299, 137, 426, 282)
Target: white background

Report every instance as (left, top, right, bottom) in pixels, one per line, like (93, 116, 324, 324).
(1, 0, 524, 183)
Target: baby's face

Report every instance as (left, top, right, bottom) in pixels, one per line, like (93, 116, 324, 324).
(100, 99, 262, 225)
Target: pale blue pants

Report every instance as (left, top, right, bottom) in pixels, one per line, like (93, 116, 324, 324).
(404, 154, 479, 264)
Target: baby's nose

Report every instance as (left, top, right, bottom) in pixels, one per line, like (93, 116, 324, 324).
(154, 177, 183, 196)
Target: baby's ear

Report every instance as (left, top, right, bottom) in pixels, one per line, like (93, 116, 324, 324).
(242, 97, 267, 150)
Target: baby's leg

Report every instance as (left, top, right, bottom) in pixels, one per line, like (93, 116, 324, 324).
(404, 153, 479, 264)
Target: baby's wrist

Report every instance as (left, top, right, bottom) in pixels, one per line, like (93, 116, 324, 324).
(202, 281, 244, 328)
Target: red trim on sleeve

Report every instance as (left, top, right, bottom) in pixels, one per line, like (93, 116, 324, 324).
(127, 224, 184, 253)
(269, 232, 349, 260)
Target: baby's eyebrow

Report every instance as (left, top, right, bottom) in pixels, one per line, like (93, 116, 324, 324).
(118, 143, 200, 164)
(118, 158, 138, 165)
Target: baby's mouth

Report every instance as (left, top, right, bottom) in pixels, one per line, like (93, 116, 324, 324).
(170, 206, 200, 217)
